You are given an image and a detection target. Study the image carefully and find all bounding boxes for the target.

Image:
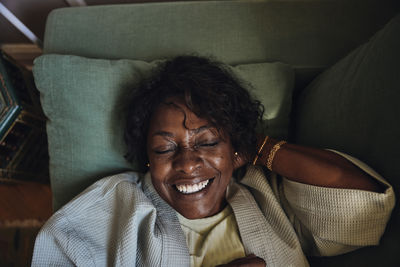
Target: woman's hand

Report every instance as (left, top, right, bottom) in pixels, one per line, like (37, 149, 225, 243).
(215, 254, 266, 267)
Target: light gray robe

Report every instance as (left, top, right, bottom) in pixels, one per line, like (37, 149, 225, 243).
(32, 152, 395, 266)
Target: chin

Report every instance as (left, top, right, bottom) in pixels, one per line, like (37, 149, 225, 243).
(178, 209, 213, 219)
(174, 200, 226, 219)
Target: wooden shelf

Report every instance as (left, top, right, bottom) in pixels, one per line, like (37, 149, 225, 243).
(0, 179, 52, 224)
(0, 179, 52, 266)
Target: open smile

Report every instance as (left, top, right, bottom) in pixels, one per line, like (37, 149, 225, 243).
(174, 178, 215, 194)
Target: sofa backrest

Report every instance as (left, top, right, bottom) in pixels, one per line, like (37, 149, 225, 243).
(43, 0, 399, 90)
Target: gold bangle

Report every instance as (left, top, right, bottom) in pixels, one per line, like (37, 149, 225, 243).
(267, 140, 287, 171)
(252, 136, 269, 165)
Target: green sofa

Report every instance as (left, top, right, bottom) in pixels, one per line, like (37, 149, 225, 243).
(33, 0, 400, 266)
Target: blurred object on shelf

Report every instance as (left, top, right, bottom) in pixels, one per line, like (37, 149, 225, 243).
(1, 44, 42, 71)
(0, 45, 48, 183)
(0, 179, 52, 223)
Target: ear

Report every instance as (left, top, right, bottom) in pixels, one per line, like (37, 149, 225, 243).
(233, 152, 247, 170)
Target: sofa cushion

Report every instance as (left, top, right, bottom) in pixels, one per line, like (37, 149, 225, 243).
(295, 14, 400, 266)
(33, 54, 294, 209)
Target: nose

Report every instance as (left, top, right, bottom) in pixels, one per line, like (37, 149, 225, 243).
(173, 148, 202, 174)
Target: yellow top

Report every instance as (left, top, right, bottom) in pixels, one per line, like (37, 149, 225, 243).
(177, 205, 246, 267)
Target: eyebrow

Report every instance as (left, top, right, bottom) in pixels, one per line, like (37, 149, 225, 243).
(191, 125, 211, 134)
(152, 131, 174, 138)
(152, 125, 211, 137)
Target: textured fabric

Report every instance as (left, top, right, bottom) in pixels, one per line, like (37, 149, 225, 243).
(43, 1, 398, 69)
(32, 152, 395, 266)
(232, 62, 293, 137)
(33, 54, 294, 210)
(295, 14, 400, 265)
(178, 205, 246, 267)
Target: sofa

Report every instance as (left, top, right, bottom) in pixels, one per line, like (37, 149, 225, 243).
(33, 0, 400, 266)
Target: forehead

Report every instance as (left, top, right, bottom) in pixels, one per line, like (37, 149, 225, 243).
(148, 98, 210, 133)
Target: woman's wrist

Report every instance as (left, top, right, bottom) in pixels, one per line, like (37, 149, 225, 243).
(266, 140, 287, 171)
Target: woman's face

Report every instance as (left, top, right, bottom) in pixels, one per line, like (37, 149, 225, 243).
(147, 97, 239, 219)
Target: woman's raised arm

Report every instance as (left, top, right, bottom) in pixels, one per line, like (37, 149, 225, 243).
(254, 137, 384, 193)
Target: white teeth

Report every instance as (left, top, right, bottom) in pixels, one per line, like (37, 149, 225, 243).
(176, 179, 209, 194)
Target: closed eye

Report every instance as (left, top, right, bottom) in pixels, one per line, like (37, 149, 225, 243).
(200, 141, 219, 147)
(154, 149, 174, 154)
(153, 145, 176, 154)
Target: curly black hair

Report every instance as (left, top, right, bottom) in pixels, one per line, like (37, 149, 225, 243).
(124, 55, 264, 171)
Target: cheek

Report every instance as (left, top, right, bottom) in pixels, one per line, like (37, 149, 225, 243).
(149, 151, 172, 170)
(150, 161, 170, 181)
(148, 157, 172, 190)
(213, 156, 229, 171)
(209, 150, 235, 176)
(150, 168, 171, 201)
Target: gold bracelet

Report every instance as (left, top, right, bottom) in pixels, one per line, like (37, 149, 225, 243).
(252, 136, 269, 165)
(267, 140, 287, 171)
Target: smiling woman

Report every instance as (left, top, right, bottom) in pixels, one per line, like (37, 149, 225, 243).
(31, 55, 395, 267)
(147, 98, 238, 219)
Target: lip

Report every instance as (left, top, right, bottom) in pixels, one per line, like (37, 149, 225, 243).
(169, 177, 216, 199)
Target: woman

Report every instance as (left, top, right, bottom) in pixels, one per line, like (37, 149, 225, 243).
(32, 56, 394, 267)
